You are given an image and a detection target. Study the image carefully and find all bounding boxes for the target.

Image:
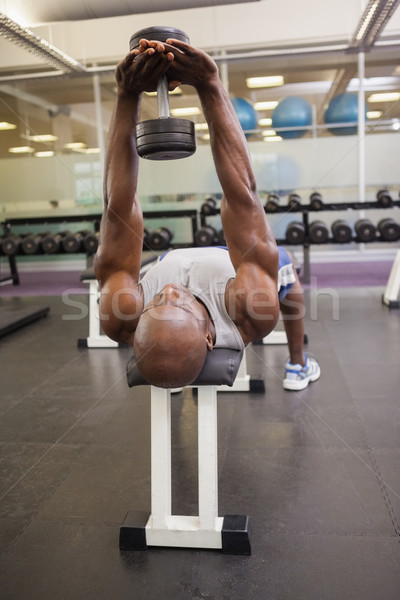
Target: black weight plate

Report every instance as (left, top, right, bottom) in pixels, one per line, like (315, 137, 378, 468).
(130, 27, 190, 50)
(137, 140, 196, 160)
(136, 118, 195, 137)
(309, 221, 329, 244)
(137, 132, 196, 146)
(286, 222, 305, 244)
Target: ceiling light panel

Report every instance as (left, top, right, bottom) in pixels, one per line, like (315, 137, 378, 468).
(246, 75, 284, 88)
(368, 92, 400, 102)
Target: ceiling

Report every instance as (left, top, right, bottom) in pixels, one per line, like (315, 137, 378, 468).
(0, 1, 399, 159)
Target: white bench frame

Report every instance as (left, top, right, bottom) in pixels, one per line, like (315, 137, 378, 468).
(119, 384, 251, 554)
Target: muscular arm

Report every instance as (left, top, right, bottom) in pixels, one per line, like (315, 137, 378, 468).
(166, 39, 280, 339)
(94, 43, 175, 343)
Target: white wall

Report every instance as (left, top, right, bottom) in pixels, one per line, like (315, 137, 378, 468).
(1, 131, 399, 215)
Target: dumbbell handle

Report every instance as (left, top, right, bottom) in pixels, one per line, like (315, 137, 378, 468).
(158, 76, 170, 119)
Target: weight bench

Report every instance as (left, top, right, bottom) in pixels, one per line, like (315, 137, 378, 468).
(382, 249, 400, 308)
(119, 347, 251, 555)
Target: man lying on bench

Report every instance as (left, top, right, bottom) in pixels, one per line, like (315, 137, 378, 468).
(94, 36, 320, 391)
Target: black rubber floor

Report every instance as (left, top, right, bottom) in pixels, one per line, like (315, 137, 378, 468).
(0, 288, 399, 599)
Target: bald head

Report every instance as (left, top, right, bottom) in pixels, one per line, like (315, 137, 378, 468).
(133, 304, 211, 388)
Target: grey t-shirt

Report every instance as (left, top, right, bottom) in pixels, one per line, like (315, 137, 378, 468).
(139, 247, 245, 350)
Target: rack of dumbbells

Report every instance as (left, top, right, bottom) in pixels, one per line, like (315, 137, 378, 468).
(1, 192, 399, 289)
(0, 214, 104, 286)
(0, 209, 200, 286)
(264, 189, 400, 284)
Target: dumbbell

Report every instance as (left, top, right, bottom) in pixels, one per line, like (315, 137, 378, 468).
(21, 233, 47, 255)
(265, 193, 280, 212)
(309, 220, 329, 244)
(355, 218, 376, 243)
(1, 235, 22, 255)
(200, 196, 217, 216)
(129, 27, 196, 161)
(194, 225, 218, 247)
(41, 232, 66, 254)
(62, 231, 87, 253)
(378, 218, 400, 242)
(331, 219, 352, 243)
(377, 189, 393, 208)
(309, 191, 324, 210)
(147, 227, 174, 250)
(285, 221, 305, 244)
(82, 231, 99, 255)
(288, 193, 302, 211)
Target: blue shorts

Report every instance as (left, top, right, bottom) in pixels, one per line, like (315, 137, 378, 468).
(277, 247, 296, 301)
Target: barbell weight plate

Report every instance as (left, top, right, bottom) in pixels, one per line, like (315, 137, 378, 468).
(130, 26, 190, 51)
(137, 139, 196, 160)
(136, 118, 196, 160)
(136, 118, 195, 137)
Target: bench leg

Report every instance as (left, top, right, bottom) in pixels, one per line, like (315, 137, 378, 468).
(120, 385, 251, 554)
(382, 250, 400, 308)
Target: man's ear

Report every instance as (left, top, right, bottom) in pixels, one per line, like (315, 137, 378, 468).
(206, 331, 213, 352)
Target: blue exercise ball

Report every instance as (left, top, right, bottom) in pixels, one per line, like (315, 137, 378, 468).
(324, 93, 363, 136)
(230, 97, 258, 133)
(271, 96, 312, 139)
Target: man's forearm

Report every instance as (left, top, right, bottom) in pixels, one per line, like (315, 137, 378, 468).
(103, 92, 141, 217)
(197, 76, 257, 205)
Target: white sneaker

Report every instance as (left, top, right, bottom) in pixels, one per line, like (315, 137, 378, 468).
(283, 355, 321, 391)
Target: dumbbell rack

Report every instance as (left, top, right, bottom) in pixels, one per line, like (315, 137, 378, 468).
(0, 209, 199, 286)
(199, 197, 400, 284)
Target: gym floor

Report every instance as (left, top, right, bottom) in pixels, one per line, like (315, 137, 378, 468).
(0, 273, 399, 599)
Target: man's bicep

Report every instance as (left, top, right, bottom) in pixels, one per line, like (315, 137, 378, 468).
(98, 272, 142, 343)
(221, 199, 278, 278)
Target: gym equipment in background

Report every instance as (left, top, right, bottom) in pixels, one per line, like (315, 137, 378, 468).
(230, 97, 257, 134)
(288, 193, 302, 210)
(324, 93, 366, 136)
(331, 219, 353, 243)
(62, 231, 93, 253)
(0, 301, 50, 339)
(309, 220, 329, 244)
(265, 193, 280, 212)
(130, 27, 196, 160)
(20, 233, 49, 255)
(147, 227, 174, 250)
(41, 232, 67, 254)
(285, 221, 305, 245)
(1, 234, 22, 255)
(355, 218, 376, 243)
(376, 189, 393, 208)
(271, 96, 312, 139)
(194, 225, 218, 247)
(382, 249, 400, 309)
(378, 218, 400, 242)
(309, 192, 324, 210)
(200, 196, 217, 215)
